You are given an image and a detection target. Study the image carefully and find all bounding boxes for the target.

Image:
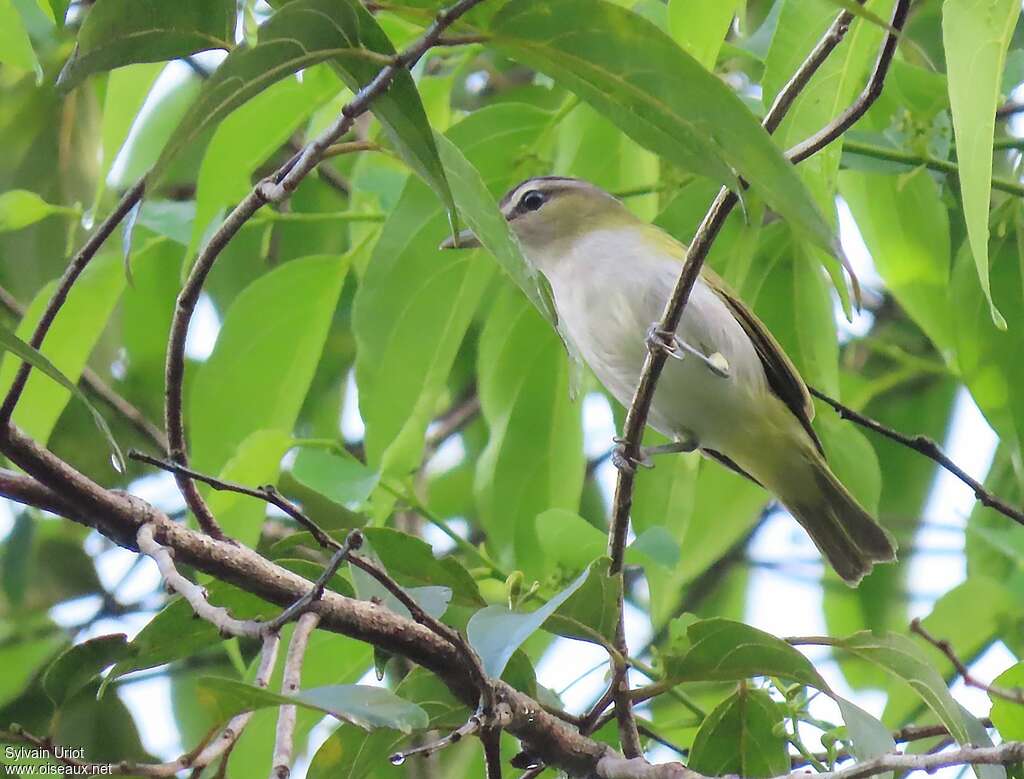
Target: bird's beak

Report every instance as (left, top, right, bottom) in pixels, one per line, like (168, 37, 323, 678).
(439, 228, 481, 250)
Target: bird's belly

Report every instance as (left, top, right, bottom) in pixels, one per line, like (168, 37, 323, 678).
(558, 272, 767, 453)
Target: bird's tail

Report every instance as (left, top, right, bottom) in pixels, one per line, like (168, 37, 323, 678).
(774, 449, 897, 586)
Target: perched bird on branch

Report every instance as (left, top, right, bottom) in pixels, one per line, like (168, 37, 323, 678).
(442, 176, 895, 585)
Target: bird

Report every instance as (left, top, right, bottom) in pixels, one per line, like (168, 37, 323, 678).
(441, 176, 896, 585)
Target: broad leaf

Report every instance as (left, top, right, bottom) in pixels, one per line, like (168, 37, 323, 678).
(43, 634, 130, 706)
(837, 697, 896, 779)
(534, 509, 606, 572)
(154, 0, 453, 216)
(664, 618, 831, 691)
(942, 0, 1021, 328)
(0, 253, 126, 470)
(435, 133, 556, 324)
(0, 190, 72, 232)
(467, 566, 590, 678)
(0, 0, 41, 80)
(488, 0, 835, 251)
(475, 284, 584, 576)
(292, 447, 379, 508)
(189, 254, 349, 478)
(543, 558, 621, 643)
(354, 104, 547, 477)
(828, 631, 970, 744)
(667, 0, 738, 70)
(688, 685, 789, 778)
(990, 663, 1024, 741)
(57, 0, 235, 90)
(198, 677, 428, 733)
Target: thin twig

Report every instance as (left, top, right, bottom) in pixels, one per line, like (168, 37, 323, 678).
(842, 138, 1024, 198)
(0, 180, 146, 432)
(265, 535, 360, 632)
(163, 0, 488, 540)
(810, 388, 1024, 525)
(129, 450, 340, 550)
(390, 716, 482, 764)
(270, 611, 320, 779)
(911, 618, 1024, 704)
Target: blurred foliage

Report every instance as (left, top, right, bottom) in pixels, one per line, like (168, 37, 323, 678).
(0, 0, 1023, 776)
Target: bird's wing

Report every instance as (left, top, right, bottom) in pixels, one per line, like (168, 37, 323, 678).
(703, 267, 824, 455)
(651, 229, 823, 454)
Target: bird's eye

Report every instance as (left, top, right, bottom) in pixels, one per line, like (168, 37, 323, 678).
(520, 190, 546, 212)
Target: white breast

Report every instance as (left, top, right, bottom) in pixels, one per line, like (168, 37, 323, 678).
(538, 227, 770, 453)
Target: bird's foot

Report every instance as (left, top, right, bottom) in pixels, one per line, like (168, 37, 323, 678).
(644, 323, 731, 379)
(611, 436, 699, 474)
(611, 437, 655, 474)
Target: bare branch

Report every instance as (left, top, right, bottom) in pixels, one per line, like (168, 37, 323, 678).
(811, 388, 1024, 526)
(129, 450, 340, 550)
(390, 715, 483, 764)
(137, 523, 265, 639)
(270, 611, 320, 779)
(911, 618, 1024, 704)
(0, 180, 146, 430)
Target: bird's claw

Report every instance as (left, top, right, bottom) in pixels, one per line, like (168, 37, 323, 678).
(612, 437, 654, 474)
(644, 323, 730, 379)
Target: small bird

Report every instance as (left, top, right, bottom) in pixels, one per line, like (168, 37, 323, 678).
(442, 176, 896, 585)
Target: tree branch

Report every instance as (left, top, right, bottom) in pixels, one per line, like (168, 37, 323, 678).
(605, 0, 909, 755)
(911, 618, 1024, 704)
(810, 387, 1024, 525)
(163, 0, 488, 540)
(270, 611, 320, 779)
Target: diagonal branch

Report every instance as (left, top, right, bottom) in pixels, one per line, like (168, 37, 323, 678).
(163, 0, 489, 540)
(810, 388, 1024, 526)
(911, 618, 1024, 704)
(270, 611, 320, 779)
(604, 0, 910, 756)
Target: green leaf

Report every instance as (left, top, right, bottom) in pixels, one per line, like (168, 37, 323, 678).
(43, 634, 130, 706)
(960, 702, 1007, 779)
(96, 63, 164, 190)
(435, 133, 556, 324)
(0, 253, 126, 469)
(837, 697, 896, 779)
(467, 566, 590, 678)
(204, 430, 294, 545)
(829, 631, 969, 744)
(360, 528, 484, 607)
(57, 0, 234, 90)
(0, 190, 71, 232)
(475, 284, 584, 576)
(354, 104, 548, 477)
(667, 0, 738, 70)
(188, 68, 342, 266)
(348, 538, 451, 621)
(155, 0, 453, 216)
(0, 0, 41, 81)
(543, 558, 621, 643)
(292, 447, 379, 508)
(534, 509, 606, 572)
(952, 230, 1024, 447)
(0, 633, 67, 708)
(189, 254, 349, 479)
(688, 685, 789, 778)
(664, 618, 831, 690)
(990, 663, 1024, 741)
(488, 0, 834, 251)
(942, 0, 1021, 328)
(106, 580, 276, 687)
(627, 526, 681, 570)
(198, 677, 429, 733)
(839, 168, 953, 353)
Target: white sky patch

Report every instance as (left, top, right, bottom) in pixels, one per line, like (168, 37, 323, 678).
(184, 292, 221, 361)
(341, 368, 365, 441)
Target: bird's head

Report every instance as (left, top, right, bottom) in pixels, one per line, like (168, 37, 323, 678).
(440, 177, 637, 263)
